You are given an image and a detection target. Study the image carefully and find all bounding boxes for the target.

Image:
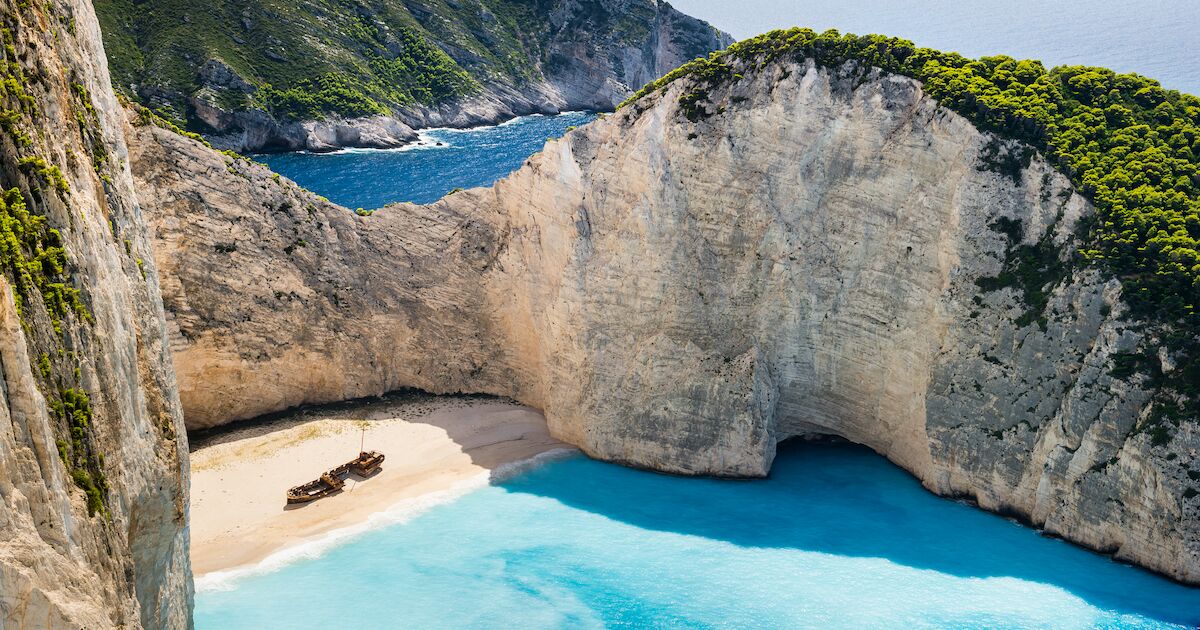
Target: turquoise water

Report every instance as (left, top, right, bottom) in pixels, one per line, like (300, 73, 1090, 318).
(256, 111, 596, 210)
(197, 443, 1200, 628)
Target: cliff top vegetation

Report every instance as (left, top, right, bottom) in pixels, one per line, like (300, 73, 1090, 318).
(94, 0, 725, 127)
(623, 27, 1200, 438)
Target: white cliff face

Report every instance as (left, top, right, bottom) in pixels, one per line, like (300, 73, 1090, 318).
(0, 1, 191, 627)
(130, 58, 1198, 584)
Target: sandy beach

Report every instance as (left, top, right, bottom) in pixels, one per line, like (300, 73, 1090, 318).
(188, 394, 571, 578)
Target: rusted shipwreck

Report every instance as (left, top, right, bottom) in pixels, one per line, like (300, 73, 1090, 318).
(286, 451, 385, 504)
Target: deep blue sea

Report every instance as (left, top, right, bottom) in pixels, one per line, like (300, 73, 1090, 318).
(672, 0, 1199, 95)
(197, 444, 1200, 628)
(256, 111, 596, 210)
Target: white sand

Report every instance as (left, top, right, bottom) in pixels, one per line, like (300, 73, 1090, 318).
(188, 395, 570, 577)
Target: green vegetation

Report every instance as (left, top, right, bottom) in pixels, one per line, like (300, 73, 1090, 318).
(92, 0, 725, 129)
(2, 5, 110, 517)
(91, 0, 532, 124)
(259, 73, 390, 121)
(69, 82, 111, 174)
(361, 26, 479, 105)
(0, 188, 90, 328)
(129, 100, 211, 146)
(51, 388, 107, 517)
(975, 216, 1070, 331)
(0, 42, 32, 147)
(621, 28, 1200, 439)
(16, 156, 69, 195)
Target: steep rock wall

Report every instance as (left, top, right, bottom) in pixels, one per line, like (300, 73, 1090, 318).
(130, 59, 1198, 584)
(98, 0, 732, 153)
(0, 1, 191, 628)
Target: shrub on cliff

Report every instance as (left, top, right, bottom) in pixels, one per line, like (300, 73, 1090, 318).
(622, 28, 1200, 434)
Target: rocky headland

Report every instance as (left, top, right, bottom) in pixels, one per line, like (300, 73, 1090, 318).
(128, 49, 1199, 584)
(2, 1, 1198, 624)
(95, 0, 732, 152)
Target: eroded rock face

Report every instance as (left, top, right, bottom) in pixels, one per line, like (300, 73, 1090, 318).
(130, 58, 1199, 584)
(0, 0, 191, 628)
(382, 0, 736, 137)
(102, 0, 732, 153)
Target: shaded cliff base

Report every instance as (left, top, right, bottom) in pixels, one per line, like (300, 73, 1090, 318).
(778, 433, 1197, 588)
(189, 392, 570, 578)
(190, 390, 1200, 596)
(128, 53, 1199, 585)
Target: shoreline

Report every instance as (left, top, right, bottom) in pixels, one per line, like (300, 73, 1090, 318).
(188, 394, 572, 583)
(249, 110, 599, 158)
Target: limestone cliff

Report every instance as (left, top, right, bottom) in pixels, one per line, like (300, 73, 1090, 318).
(130, 57, 1199, 584)
(0, 1, 191, 627)
(95, 0, 731, 153)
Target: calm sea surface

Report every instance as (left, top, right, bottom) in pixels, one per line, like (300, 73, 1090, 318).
(256, 111, 596, 210)
(261, 0, 1198, 209)
(671, 0, 1199, 95)
(197, 444, 1200, 628)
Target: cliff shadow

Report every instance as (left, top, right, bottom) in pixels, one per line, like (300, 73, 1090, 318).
(189, 390, 535, 451)
(187, 388, 570, 486)
(185, 393, 1198, 623)
(499, 440, 1200, 626)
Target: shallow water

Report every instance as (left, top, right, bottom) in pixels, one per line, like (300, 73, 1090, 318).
(196, 443, 1200, 628)
(256, 111, 596, 210)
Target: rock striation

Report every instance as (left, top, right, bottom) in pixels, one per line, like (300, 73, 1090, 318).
(130, 54, 1200, 585)
(0, 0, 191, 628)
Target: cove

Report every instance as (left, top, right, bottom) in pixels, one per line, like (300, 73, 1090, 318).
(256, 111, 598, 210)
(196, 443, 1200, 628)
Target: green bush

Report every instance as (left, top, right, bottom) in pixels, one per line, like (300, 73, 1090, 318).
(16, 156, 69, 194)
(52, 388, 108, 517)
(622, 28, 1200, 429)
(0, 188, 90, 327)
(258, 28, 478, 121)
(261, 73, 389, 121)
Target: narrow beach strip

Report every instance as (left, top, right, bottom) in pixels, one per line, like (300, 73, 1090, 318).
(189, 395, 573, 589)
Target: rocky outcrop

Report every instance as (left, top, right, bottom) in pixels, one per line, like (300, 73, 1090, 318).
(129, 56, 1199, 584)
(0, 0, 191, 627)
(97, 0, 731, 153)
(202, 0, 733, 154)
(213, 1, 736, 154)
(192, 109, 423, 155)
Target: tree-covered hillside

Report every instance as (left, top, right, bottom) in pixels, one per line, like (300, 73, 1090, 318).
(624, 28, 1200, 442)
(94, 0, 728, 140)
